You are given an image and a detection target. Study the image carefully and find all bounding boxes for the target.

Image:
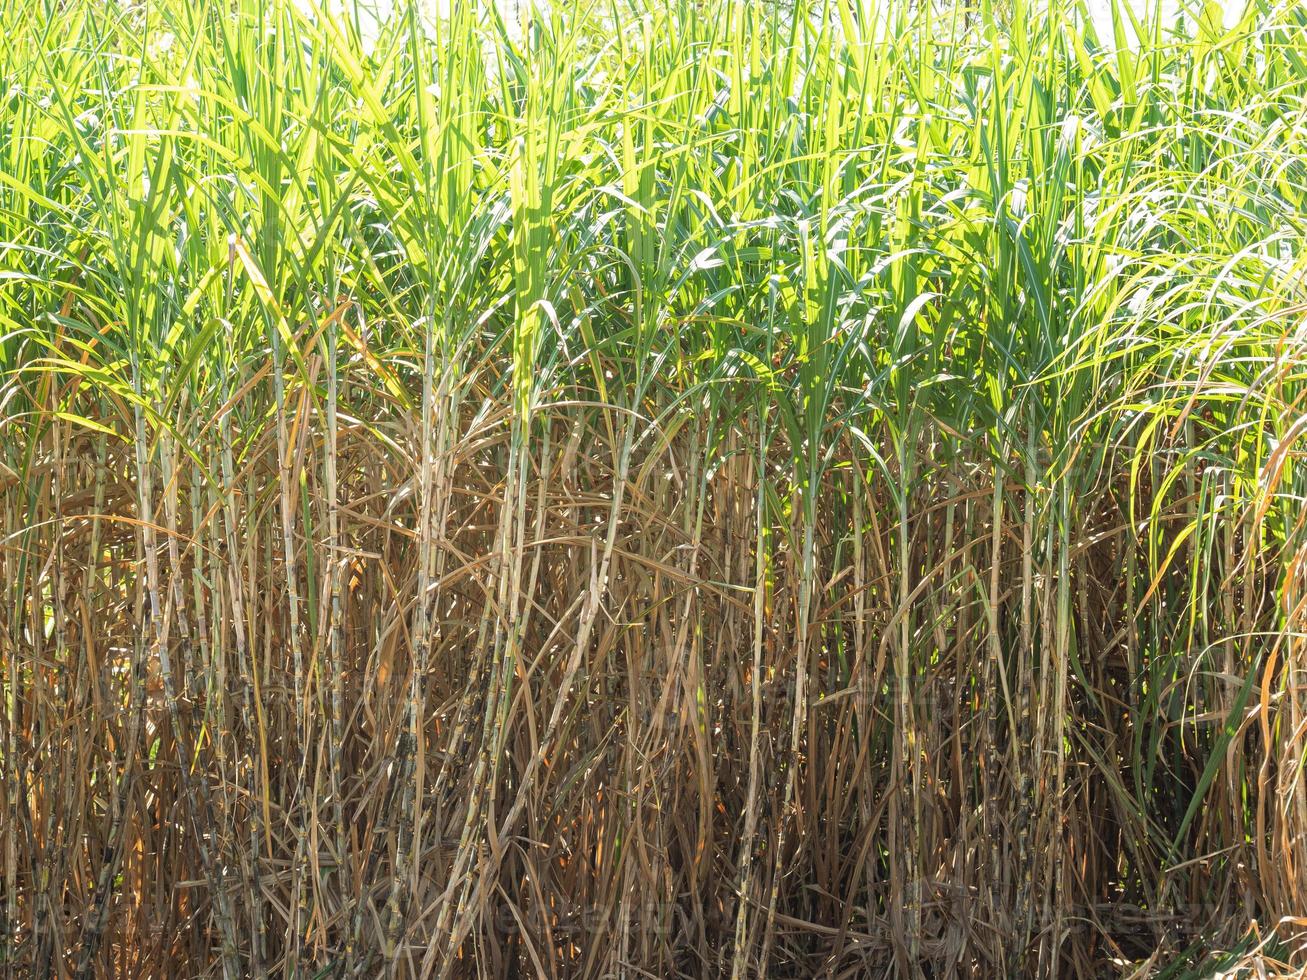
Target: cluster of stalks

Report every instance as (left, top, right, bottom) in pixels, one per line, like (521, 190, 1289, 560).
(2, 0, 1306, 975)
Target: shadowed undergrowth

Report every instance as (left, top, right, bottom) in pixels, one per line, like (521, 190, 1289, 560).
(1, 0, 1306, 975)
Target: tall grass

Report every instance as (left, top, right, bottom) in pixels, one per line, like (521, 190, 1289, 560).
(1, 0, 1306, 975)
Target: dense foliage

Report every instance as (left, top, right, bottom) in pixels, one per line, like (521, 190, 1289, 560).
(2, 0, 1306, 975)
